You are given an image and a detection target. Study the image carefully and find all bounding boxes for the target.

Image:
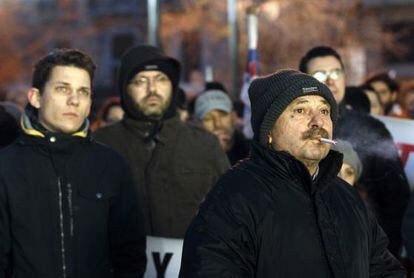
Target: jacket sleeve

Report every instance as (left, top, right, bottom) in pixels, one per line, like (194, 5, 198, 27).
(109, 160, 147, 278)
(368, 209, 406, 278)
(179, 182, 257, 278)
(0, 179, 10, 278)
(402, 190, 414, 262)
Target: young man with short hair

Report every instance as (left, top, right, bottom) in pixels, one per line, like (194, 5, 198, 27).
(0, 49, 146, 278)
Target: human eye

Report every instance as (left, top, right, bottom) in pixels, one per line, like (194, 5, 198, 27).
(56, 85, 69, 94)
(330, 69, 342, 80)
(130, 77, 147, 86)
(203, 116, 212, 123)
(312, 71, 327, 82)
(79, 88, 91, 97)
(156, 74, 169, 83)
(345, 168, 354, 177)
(321, 108, 330, 115)
(294, 107, 305, 114)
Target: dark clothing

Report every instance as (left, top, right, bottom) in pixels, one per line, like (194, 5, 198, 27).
(179, 141, 404, 278)
(336, 107, 411, 256)
(0, 108, 19, 149)
(94, 115, 229, 238)
(227, 129, 251, 165)
(0, 121, 146, 277)
(402, 190, 414, 262)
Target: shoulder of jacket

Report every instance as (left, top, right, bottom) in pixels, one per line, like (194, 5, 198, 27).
(0, 143, 20, 164)
(199, 164, 273, 225)
(89, 139, 126, 158)
(181, 122, 219, 143)
(215, 163, 271, 203)
(93, 122, 125, 139)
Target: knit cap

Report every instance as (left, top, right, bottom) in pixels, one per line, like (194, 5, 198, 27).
(248, 69, 338, 145)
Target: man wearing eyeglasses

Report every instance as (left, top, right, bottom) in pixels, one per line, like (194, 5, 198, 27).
(94, 45, 229, 239)
(299, 46, 411, 258)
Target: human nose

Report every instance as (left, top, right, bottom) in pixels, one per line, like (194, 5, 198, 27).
(147, 78, 157, 94)
(212, 116, 222, 129)
(325, 75, 336, 86)
(67, 91, 80, 106)
(309, 111, 323, 128)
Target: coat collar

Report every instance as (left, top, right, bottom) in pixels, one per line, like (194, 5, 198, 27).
(250, 140, 343, 193)
(18, 107, 90, 151)
(121, 114, 181, 146)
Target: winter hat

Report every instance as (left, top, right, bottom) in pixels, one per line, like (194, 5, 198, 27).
(118, 44, 181, 121)
(331, 139, 363, 180)
(194, 90, 233, 119)
(249, 69, 338, 145)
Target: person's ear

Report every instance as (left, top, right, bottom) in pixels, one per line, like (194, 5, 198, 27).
(268, 133, 273, 148)
(27, 88, 41, 109)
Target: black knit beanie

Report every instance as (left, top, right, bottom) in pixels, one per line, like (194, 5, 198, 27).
(249, 69, 338, 146)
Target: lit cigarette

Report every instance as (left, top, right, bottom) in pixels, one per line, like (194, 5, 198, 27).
(319, 138, 337, 145)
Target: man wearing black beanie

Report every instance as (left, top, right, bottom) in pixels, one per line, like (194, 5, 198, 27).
(94, 45, 229, 238)
(179, 69, 404, 277)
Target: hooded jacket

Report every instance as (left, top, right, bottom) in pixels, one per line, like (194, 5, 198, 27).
(118, 44, 181, 122)
(94, 45, 230, 238)
(179, 141, 405, 277)
(0, 109, 147, 278)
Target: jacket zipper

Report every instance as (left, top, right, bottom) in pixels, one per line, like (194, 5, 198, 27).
(67, 183, 74, 237)
(57, 177, 67, 278)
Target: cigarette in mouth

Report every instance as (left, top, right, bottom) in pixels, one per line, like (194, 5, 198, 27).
(319, 138, 337, 145)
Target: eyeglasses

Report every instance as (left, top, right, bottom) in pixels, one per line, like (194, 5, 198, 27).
(129, 74, 170, 88)
(312, 69, 343, 82)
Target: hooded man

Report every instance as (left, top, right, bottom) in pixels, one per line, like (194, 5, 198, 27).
(299, 46, 411, 257)
(179, 70, 404, 278)
(0, 49, 146, 278)
(94, 45, 229, 238)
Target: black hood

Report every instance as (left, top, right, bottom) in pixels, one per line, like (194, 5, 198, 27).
(118, 44, 181, 121)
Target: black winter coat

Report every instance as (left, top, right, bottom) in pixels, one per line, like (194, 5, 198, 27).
(0, 130, 146, 277)
(179, 141, 405, 278)
(94, 115, 229, 238)
(336, 107, 411, 256)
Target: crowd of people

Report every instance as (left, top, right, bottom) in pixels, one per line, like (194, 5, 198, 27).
(0, 44, 413, 277)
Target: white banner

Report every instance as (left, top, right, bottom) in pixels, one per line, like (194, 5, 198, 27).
(375, 116, 414, 190)
(144, 236, 183, 278)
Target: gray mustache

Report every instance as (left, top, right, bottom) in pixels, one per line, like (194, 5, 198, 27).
(302, 128, 329, 140)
